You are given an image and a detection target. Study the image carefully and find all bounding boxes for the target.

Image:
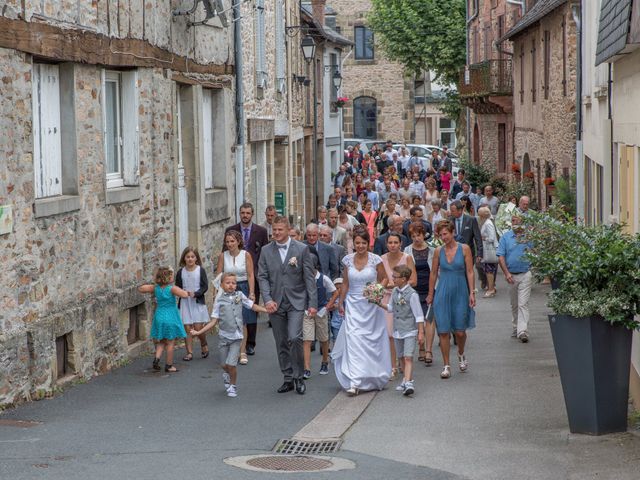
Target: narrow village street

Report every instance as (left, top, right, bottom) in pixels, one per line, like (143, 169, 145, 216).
(2, 277, 639, 480)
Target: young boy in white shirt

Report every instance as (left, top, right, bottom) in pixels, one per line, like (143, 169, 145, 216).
(377, 265, 425, 396)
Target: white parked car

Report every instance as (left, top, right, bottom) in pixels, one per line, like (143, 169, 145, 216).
(401, 144, 460, 175)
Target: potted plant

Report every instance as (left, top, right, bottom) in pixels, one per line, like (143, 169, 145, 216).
(333, 96, 349, 109)
(523, 211, 640, 435)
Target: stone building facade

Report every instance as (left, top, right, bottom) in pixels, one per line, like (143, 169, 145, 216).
(330, 0, 415, 144)
(503, 0, 578, 208)
(461, 0, 521, 175)
(0, 1, 235, 406)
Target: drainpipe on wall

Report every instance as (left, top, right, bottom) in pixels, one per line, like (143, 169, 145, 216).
(465, 0, 479, 163)
(233, 0, 245, 222)
(571, 2, 584, 220)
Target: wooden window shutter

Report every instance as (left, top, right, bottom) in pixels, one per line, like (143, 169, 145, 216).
(32, 64, 63, 198)
(121, 70, 139, 185)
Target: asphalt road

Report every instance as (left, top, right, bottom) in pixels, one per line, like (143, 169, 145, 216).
(0, 321, 463, 480)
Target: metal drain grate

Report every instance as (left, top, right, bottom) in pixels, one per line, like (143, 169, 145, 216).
(273, 438, 341, 455)
(246, 455, 333, 472)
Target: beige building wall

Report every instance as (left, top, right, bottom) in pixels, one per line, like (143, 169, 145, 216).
(609, 50, 640, 407)
(330, 0, 414, 143)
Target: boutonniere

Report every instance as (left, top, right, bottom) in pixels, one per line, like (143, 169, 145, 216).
(288, 257, 298, 267)
(234, 293, 241, 304)
(396, 298, 407, 306)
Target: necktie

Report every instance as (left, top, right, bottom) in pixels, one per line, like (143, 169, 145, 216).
(277, 243, 287, 249)
(242, 227, 250, 246)
(457, 218, 462, 235)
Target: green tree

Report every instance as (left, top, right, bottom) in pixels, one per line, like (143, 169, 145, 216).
(368, 0, 466, 119)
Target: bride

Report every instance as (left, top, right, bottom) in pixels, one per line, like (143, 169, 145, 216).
(331, 227, 391, 395)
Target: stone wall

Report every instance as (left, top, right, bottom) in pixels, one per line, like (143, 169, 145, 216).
(0, 3, 234, 406)
(511, 5, 577, 208)
(331, 0, 414, 143)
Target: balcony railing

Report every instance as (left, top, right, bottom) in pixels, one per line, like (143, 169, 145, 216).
(459, 59, 513, 97)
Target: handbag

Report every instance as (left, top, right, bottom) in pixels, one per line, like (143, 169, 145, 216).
(482, 240, 498, 264)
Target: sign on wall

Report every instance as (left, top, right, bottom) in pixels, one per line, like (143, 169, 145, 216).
(274, 192, 285, 216)
(0, 205, 13, 235)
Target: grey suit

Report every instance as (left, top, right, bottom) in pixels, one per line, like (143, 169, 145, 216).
(453, 214, 483, 258)
(329, 241, 347, 277)
(258, 239, 318, 382)
(305, 240, 339, 280)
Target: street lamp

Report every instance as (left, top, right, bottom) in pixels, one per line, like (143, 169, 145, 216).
(332, 70, 342, 91)
(301, 34, 319, 220)
(301, 35, 316, 63)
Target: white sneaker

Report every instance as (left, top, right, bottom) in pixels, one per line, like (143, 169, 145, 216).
(226, 385, 237, 398)
(458, 354, 468, 372)
(222, 372, 231, 389)
(403, 380, 415, 396)
(395, 381, 406, 392)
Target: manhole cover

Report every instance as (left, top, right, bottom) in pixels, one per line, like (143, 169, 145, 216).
(247, 455, 332, 471)
(224, 454, 355, 473)
(0, 419, 42, 428)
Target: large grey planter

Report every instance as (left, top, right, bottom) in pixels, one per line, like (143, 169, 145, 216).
(548, 314, 632, 435)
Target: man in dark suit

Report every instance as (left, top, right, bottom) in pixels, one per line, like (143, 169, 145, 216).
(319, 225, 347, 277)
(304, 223, 338, 280)
(225, 202, 269, 355)
(449, 199, 483, 260)
(402, 206, 433, 242)
(373, 215, 410, 255)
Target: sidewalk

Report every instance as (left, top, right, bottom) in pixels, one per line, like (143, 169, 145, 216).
(342, 276, 640, 480)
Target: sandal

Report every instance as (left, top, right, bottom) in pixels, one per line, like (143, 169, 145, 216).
(483, 290, 496, 298)
(418, 350, 426, 362)
(152, 358, 161, 371)
(390, 368, 398, 380)
(165, 364, 178, 373)
(424, 351, 433, 365)
(201, 349, 209, 359)
(239, 353, 248, 365)
(440, 365, 451, 379)
(182, 352, 193, 362)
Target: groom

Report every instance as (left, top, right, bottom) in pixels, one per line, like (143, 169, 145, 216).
(258, 216, 318, 394)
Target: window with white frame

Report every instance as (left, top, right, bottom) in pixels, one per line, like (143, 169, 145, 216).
(275, 0, 286, 94)
(32, 64, 63, 198)
(102, 70, 139, 189)
(255, 0, 267, 90)
(202, 89, 215, 189)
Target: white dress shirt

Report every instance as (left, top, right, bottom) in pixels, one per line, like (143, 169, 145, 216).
(276, 238, 292, 263)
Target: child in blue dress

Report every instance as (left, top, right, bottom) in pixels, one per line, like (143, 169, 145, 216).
(138, 267, 189, 372)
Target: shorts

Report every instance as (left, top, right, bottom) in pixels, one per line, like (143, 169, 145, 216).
(303, 312, 329, 342)
(218, 337, 241, 366)
(394, 335, 417, 359)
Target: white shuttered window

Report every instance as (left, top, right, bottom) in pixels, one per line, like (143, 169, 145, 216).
(202, 89, 214, 189)
(102, 70, 139, 189)
(32, 64, 63, 198)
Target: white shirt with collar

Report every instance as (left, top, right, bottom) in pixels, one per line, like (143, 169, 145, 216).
(386, 284, 424, 339)
(276, 238, 292, 262)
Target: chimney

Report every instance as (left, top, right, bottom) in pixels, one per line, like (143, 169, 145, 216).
(311, 0, 326, 26)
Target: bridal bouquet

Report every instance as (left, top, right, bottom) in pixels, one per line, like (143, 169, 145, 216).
(427, 237, 444, 249)
(363, 282, 385, 304)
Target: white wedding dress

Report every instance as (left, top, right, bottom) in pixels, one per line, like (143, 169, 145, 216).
(331, 253, 391, 391)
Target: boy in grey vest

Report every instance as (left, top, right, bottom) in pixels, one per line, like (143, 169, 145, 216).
(377, 265, 424, 396)
(191, 273, 267, 398)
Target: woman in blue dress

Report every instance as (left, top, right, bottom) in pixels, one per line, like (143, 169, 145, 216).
(427, 220, 476, 379)
(139, 267, 189, 372)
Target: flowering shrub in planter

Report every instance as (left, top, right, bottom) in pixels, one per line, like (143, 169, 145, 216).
(333, 96, 349, 108)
